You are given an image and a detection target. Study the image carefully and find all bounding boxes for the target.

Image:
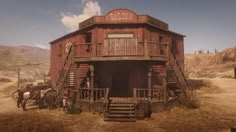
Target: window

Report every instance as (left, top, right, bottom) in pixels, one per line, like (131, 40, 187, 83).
(85, 32, 92, 52)
(107, 33, 133, 38)
(171, 38, 178, 54)
(159, 36, 163, 43)
(58, 43, 62, 57)
(159, 36, 164, 55)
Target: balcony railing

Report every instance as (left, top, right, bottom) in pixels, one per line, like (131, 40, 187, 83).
(74, 38, 168, 58)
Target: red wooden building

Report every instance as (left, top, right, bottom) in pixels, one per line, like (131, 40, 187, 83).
(50, 9, 188, 120)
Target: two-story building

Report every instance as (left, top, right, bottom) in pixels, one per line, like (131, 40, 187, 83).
(50, 8, 188, 121)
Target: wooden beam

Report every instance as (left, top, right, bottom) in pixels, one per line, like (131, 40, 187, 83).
(90, 65, 94, 103)
(163, 67, 167, 103)
(148, 68, 152, 101)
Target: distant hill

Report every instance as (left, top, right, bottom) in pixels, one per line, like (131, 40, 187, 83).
(185, 47, 236, 78)
(0, 45, 50, 80)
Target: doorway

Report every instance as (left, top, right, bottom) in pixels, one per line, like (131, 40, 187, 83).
(111, 72, 129, 97)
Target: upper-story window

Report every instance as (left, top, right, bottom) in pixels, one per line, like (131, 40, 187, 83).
(85, 32, 92, 52)
(58, 43, 62, 57)
(159, 36, 163, 43)
(107, 33, 133, 38)
(159, 36, 164, 55)
(171, 38, 178, 54)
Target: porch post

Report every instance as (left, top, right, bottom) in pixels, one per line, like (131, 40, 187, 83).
(76, 64, 80, 101)
(90, 65, 94, 103)
(144, 40, 148, 57)
(163, 67, 167, 104)
(148, 68, 152, 101)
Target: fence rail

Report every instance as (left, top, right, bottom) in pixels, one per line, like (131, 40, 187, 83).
(78, 88, 109, 103)
(133, 88, 164, 102)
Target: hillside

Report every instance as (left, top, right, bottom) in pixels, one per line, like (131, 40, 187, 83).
(185, 47, 236, 78)
(0, 45, 50, 80)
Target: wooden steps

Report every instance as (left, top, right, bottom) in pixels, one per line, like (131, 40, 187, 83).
(104, 103, 136, 122)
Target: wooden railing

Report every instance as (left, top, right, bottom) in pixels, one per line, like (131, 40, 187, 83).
(78, 88, 109, 103)
(73, 40, 168, 58)
(148, 42, 167, 57)
(101, 38, 143, 56)
(133, 88, 164, 102)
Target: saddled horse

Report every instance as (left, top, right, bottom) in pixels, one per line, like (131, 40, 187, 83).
(17, 82, 55, 111)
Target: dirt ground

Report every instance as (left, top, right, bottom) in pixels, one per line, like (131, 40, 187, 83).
(0, 77, 236, 132)
(0, 77, 19, 113)
(202, 78, 236, 121)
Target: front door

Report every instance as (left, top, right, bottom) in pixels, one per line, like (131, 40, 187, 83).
(111, 72, 129, 97)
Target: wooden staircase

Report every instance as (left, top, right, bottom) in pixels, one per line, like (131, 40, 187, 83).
(168, 45, 188, 96)
(104, 102, 136, 122)
(55, 45, 74, 98)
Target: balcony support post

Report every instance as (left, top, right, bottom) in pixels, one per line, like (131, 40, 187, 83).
(148, 67, 152, 101)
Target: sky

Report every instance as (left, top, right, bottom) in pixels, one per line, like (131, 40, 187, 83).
(0, 0, 235, 53)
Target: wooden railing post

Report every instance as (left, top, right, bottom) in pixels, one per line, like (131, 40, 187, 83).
(148, 69, 152, 101)
(90, 65, 94, 103)
(133, 88, 137, 99)
(144, 40, 148, 57)
(163, 68, 167, 103)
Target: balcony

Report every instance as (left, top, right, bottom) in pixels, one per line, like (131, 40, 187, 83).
(73, 38, 168, 61)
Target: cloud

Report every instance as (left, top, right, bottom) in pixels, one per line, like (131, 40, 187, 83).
(61, 0, 101, 32)
(35, 44, 49, 49)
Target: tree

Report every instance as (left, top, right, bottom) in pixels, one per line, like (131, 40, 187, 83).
(198, 49, 204, 54)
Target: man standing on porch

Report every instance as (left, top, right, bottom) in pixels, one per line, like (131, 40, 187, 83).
(85, 77, 90, 88)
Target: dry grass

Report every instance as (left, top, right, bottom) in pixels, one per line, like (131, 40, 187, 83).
(0, 112, 70, 132)
(178, 89, 200, 109)
(200, 80, 222, 94)
(153, 105, 234, 132)
(0, 77, 11, 82)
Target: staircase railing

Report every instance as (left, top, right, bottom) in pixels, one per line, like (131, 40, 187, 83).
(133, 88, 164, 102)
(78, 88, 109, 103)
(55, 44, 74, 97)
(168, 44, 188, 95)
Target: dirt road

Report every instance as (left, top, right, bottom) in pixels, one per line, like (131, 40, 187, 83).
(203, 78, 236, 120)
(0, 78, 19, 113)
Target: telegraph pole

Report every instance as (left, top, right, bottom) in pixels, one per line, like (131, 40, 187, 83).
(234, 46, 236, 79)
(17, 67, 20, 88)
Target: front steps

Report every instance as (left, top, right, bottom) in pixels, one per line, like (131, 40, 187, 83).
(104, 103, 136, 122)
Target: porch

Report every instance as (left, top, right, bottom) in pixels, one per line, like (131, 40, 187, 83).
(70, 61, 168, 113)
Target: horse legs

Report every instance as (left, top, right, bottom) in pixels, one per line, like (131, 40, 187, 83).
(17, 97, 23, 108)
(21, 99, 28, 111)
(17, 91, 23, 108)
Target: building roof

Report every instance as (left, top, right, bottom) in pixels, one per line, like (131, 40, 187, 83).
(50, 8, 185, 44)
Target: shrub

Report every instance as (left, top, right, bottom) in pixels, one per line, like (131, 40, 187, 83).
(178, 89, 200, 109)
(0, 77, 11, 82)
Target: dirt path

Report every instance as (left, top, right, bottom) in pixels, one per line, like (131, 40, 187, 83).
(203, 78, 236, 121)
(0, 78, 19, 113)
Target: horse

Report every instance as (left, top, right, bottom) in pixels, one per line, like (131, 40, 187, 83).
(39, 89, 57, 109)
(17, 89, 41, 111)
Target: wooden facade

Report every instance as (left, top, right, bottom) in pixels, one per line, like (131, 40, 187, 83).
(50, 9, 188, 118)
